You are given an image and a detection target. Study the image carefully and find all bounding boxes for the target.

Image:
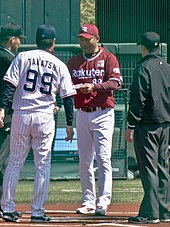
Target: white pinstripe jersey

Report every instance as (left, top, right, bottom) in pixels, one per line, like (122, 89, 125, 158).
(3, 49, 76, 113)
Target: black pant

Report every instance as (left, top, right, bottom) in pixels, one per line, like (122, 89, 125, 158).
(134, 122, 170, 219)
(0, 133, 10, 199)
(0, 113, 12, 200)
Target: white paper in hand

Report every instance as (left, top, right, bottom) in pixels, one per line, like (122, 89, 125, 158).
(74, 83, 83, 89)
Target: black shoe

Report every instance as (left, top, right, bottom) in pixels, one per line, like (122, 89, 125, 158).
(160, 218, 170, 222)
(31, 214, 51, 223)
(128, 216, 160, 224)
(160, 212, 170, 222)
(13, 210, 22, 217)
(95, 207, 107, 216)
(0, 206, 3, 218)
(3, 212, 19, 222)
(0, 205, 21, 218)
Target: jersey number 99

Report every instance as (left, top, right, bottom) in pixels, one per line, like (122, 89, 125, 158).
(23, 69, 53, 95)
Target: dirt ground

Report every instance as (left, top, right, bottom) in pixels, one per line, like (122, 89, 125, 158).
(0, 203, 169, 227)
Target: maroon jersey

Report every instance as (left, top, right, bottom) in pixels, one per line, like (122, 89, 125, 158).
(67, 47, 122, 109)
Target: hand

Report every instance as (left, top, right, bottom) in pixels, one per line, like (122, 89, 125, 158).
(65, 125, 74, 143)
(125, 129, 134, 143)
(53, 106, 61, 114)
(79, 83, 94, 94)
(0, 108, 5, 128)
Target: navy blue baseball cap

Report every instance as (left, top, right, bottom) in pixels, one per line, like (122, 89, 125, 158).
(137, 31, 160, 49)
(36, 25, 56, 42)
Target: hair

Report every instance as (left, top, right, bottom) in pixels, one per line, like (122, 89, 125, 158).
(145, 45, 160, 53)
(36, 39, 54, 49)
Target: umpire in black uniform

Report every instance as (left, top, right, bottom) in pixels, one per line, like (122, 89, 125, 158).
(125, 32, 170, 224)
(0, 22, 25, 217)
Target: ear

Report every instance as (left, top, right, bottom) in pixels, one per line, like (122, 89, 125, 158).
(96, 36, 100, 42)
(141, 45, 147, 52)
(141, 45, 149, 57)
(9, 37, 16, 44)
(50, 38, 56, 52)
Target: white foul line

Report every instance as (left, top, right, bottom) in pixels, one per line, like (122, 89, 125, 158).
(0, 224, 82, 227)
(0, 221, 148, 227)
(23, 210, 138, 215)
(84, 222, 147, 227)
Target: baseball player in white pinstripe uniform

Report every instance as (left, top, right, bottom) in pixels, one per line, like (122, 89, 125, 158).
(0, 24, 76, 223)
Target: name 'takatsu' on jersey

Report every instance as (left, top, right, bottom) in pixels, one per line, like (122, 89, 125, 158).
(3, 49, 76, 113)
(67, 47, 122, 109)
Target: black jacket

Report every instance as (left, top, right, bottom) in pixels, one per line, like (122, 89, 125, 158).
(0, 45, 15, 97)
(0, 45, 15, 133)
(127, 53, 170, 128)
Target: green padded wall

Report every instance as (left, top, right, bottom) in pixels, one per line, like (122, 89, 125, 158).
(96, 0, 170, 62)
(0, 0, 80, 44)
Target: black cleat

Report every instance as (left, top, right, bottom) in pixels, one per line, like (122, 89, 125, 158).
(128, 216, 160, 224)
(31, 214, 51, 223)
(13, 210, 22, 217)
(3, 212, 19, 222)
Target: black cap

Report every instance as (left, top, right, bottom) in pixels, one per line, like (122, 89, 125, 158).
(36, 25, 56, 43)
(0, 22, 26, 39)
(137, 32, 160, 49)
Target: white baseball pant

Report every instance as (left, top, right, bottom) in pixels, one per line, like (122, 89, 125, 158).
(1, 111, 55, 216)
(76, 108, 114, 209)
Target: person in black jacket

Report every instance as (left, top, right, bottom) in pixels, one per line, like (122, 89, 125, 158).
(0, 22, 26, 218)
(125, 31, 170, 224)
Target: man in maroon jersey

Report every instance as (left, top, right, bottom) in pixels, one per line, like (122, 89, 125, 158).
(67, 23, 122, 216)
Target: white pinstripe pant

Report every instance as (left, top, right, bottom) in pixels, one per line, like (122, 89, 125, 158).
(1, 111, 55, 216)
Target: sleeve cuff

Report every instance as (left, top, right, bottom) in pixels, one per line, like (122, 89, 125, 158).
(128, 124, 135, 129)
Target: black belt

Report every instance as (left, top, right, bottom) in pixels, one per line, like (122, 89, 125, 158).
(80, 106, 106, 112)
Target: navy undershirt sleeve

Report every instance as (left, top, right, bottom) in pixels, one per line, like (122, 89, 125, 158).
(62, 96, 74, 126)
(0, 81, 16, 109)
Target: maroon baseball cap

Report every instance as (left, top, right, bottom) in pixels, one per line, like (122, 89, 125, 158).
(78, 23, 99, 39)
